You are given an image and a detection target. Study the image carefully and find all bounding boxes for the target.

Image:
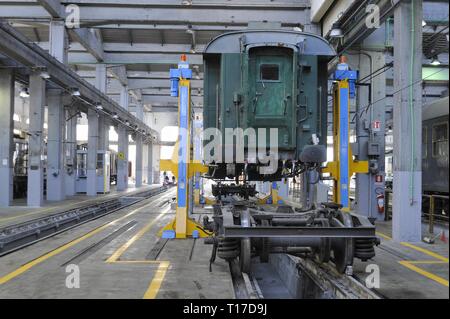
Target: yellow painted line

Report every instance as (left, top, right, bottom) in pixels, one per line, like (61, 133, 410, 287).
(407, 260, 448, 265)
(106, 206, 172, 299)
(399, 261, 449, 287)
(0, 199, 159, 285)
(143, 261, 170, 299)
(400, 242, 449, 263)
(376, 231, 392, 240)
(106, 206, 170, 263)
(112, 260, 171, 299)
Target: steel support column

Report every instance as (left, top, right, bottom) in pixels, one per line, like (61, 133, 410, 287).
(355, 51, 386, 220)
(46, 89, 65, 201)
(135, 134, 143, 187)
(27, 72, 46, 207)
(147, 141, 153, 184)
(64, 107, 77, 196)
(392, 0, 423, 242)
(116, 124, 129, 191)
(120, 85, 129, 110)
(87, 108, 99, 196)
(0, 70, 14, 207)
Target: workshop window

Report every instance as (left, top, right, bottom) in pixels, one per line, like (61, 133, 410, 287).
(260, 64, 279, 81)
(432, 122, 448, 158)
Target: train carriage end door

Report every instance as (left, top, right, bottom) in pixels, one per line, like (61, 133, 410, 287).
(248, 47, 294, 148)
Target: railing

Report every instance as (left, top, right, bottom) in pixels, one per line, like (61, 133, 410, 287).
(385, 188, 449, 234)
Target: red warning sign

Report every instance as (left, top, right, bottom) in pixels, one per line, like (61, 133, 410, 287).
(372, 120, 381, 132)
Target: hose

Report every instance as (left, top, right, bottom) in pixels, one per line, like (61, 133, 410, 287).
(409, 0, 416, 205)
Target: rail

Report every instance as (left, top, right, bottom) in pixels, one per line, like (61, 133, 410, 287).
(0, 186, 170, 256)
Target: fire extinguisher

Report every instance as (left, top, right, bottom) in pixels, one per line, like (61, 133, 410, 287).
(376, 193, 385, 214)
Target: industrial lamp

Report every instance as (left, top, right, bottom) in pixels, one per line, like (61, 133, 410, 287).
(19, 87, 30, 98)
(330, 22, 344, 38)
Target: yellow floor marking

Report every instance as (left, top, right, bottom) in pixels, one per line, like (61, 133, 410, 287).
(106, 206, 171, 299)
(143, 261, 170, 299)
(400, 242, 449, 263)
(376, 231, 449, 287)
(0, 199, 159, 285)
(106, 206, 170, 263)
(399, 261, 449, 287)
(407, 260, 448, 265)
(376, 231, 392, 240)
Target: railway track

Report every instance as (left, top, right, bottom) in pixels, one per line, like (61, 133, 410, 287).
(230, 254, 382, 299)
(0, 186, 172, 257)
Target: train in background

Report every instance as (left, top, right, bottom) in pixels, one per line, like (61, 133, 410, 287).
(422, 96, 449, 218)
(385, 96, 449, 218)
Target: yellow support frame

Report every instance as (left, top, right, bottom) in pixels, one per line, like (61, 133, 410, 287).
(323, 80, 368, 211)
(159, 78, 211, 239)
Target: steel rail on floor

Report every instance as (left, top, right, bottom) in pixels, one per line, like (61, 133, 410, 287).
(0, 186, 171, 256)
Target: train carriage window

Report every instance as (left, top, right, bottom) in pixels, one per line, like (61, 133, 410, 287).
(422, 127, 427, 159)
(432, 122, 448, 158)
(260, 64, 279, 81)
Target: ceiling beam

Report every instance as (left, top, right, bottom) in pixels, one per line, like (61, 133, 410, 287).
(68, 51, 203, 65)
(0, 22, 156, 141)
(36, 0, 62, 18)
(108, 65, 128, 86)
(0, 4, 310, 26)
(68, 28, 105, 62)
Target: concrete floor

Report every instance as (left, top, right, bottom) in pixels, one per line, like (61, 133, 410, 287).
(353, 220, 449, 299)
(0, 187, 447, 299)
(0, 189, 234, 299)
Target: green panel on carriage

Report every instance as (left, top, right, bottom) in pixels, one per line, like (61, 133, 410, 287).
(246, 47, 296, 150)
(203, 30, 334, 161)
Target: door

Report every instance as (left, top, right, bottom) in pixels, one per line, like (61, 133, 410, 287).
(247, 47, 294, 148)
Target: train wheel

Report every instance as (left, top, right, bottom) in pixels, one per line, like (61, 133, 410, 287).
(315, 219, 331, 263)
(259, 220, 270, 263)
(331, 211, 354, 274)
(239, 238, 251, 274)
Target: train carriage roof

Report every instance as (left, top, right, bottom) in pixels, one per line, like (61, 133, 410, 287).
(204, 30, 336, 57)
(422, 96, 449, 121)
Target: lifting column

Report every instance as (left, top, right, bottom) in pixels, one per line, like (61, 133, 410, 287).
(324, 61, 368, 211)
(159, 55, 209, 239)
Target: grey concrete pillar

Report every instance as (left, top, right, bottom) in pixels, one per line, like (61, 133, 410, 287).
(135, 134, 143, 187)
(153, 143, 161, 184)
(117, 125, 129, 191)
(95, 64, 107, 93)
(120, 85, 129, 110)
(147, 142, 153, 184)
(46, 89, 65, 201)
(392, 0, 423, 242)
(64, 107, 77, 196)
(87, 109, 99, 196)
(0, 70, 14, 207)
(49, 20, 67, 64)
(354, 51, 386, 220)
(95, 64, 108, 153)
(27, 72, 46, 207)
(98, 116, 109, 151)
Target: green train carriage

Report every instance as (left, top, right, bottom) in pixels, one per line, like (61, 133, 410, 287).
(203, 30, 336, 181)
